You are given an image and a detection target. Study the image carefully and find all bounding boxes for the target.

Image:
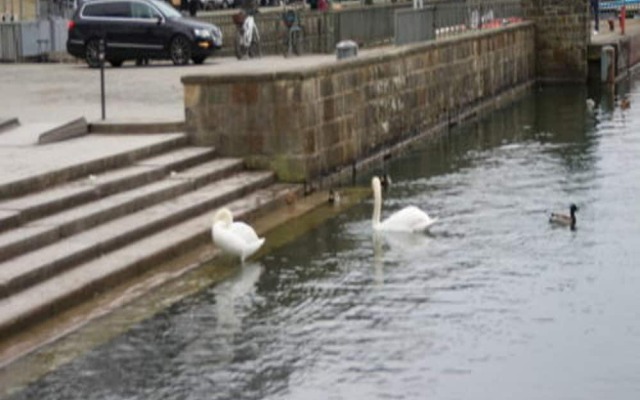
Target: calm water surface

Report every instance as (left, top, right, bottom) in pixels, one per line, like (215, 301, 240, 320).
(6, 79, 640, 399)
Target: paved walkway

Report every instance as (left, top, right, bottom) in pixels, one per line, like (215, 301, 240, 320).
(591, 15, 640, 45)
(0, 132, 186, 195)
(0, 53, 356, 125)
(0, 53, 353, 196)
(3, 17, 638, 197)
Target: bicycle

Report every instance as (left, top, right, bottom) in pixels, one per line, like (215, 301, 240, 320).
(281, 2, 304, 57)
(233, 9, 261, 60)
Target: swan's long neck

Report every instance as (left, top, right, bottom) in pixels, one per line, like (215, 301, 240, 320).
(372, 178, 382, 229)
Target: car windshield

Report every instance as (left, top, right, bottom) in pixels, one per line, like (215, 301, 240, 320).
(151, 0, 182, 18)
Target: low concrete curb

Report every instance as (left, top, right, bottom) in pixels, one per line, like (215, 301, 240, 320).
(0, 119, 19, 133)
(90, 120, 186, 134)
(38, 118, 88, 145)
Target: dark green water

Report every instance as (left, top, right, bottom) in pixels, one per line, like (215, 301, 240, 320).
(4, 78, 640, 399)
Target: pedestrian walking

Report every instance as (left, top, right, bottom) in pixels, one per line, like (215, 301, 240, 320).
(189, 0, 198, 16)
(590, 0, 600, 34)
(241, 0, 258, 14)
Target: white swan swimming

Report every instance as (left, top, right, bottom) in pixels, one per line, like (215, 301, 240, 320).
(586, 98, 595, 112)
(211, 208, 265, 263)
(371, 176, 437, 232)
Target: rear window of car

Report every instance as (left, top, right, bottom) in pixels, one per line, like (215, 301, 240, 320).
(83, 1, 131, 18)
(131, 2, 161, 19)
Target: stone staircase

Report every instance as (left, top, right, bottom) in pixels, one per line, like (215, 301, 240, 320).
(0, 127, 300, 340)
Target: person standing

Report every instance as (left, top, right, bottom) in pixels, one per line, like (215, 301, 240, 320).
(188, 0, 199, 16)
(590, 0, 599, 34)
(241, 0, 258, 14)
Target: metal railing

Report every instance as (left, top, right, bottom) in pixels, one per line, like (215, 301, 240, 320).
(0, 17, 68, 61)
(38, 0, 76, 19)
(1, 0, 524, 61)
(0, 22, 21, 60)
(601, 0, 640, 12)
(395, 6, 435, 45)
(396, 0, 523, 45)
(335, 4, 399, 46)
(197, 2, 410, 56)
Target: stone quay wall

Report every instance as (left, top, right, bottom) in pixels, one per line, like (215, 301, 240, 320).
(521, 0, 589, 83)
(183, 22, 535, 182)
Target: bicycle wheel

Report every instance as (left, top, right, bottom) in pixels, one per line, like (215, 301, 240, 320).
(282, 30, 290, 58)
(248, 28, 261, 58)
(291, 28, 303, 56)
(234, 31, 246, 60)
(248, 40, 261, 58)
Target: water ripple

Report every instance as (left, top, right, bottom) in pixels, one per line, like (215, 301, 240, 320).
(8, 78, 640, 400)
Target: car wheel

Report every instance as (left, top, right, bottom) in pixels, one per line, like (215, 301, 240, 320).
(192, 55, 206, 64)
(85, 39, 101, 68)
(109, 59, 124, 67)
(170, 35, 191, 66)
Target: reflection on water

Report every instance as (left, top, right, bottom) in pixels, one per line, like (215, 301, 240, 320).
(5, 77, 640, 399)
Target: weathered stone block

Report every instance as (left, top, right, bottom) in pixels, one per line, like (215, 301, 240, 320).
(231, 83, 259, 105)
(183, 23, 535, 182)
(183, 84, 201, 108)
(207, 86, 229, 105)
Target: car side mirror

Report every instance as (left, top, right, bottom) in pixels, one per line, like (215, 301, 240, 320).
(156, 16, 164, 25)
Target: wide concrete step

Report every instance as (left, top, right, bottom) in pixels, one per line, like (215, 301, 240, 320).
(0, 180, 191, 264)
(0, 183, 300, 339)
(0, 133, 189, 200)
(137, 146, 218, 172)
(0, 146, 218, 233)
(0, 171, 275, 299)
(0, 157, 243, 263)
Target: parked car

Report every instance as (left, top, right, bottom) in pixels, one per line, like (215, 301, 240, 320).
(67, 0, 223, 67)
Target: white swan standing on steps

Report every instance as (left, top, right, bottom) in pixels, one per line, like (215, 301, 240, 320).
(371, 176, 437, 232)
(212, 208, 265, 263)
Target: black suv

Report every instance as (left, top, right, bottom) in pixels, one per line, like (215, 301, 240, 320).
(67, 0, 223, 67)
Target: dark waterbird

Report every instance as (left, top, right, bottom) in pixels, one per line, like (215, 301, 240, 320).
(549, 204, 579, 230)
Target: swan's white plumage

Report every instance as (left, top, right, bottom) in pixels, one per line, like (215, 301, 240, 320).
(586, 98, 595, 112)
(371, 176, 436, 232)
(212, 208, 265, 262)
(378, 205, 436, 232)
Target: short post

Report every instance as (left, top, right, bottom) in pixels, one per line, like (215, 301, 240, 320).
(601, 45, 615, 84)
(620, 2, 626, 35)
(99, 38, 106, 120)
(336, 40, 358, 60)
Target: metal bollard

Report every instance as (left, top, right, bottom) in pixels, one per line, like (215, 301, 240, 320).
(601, 45, 615, 84)
(99, 38, 106, 120)
(336, 40, 358, 60)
